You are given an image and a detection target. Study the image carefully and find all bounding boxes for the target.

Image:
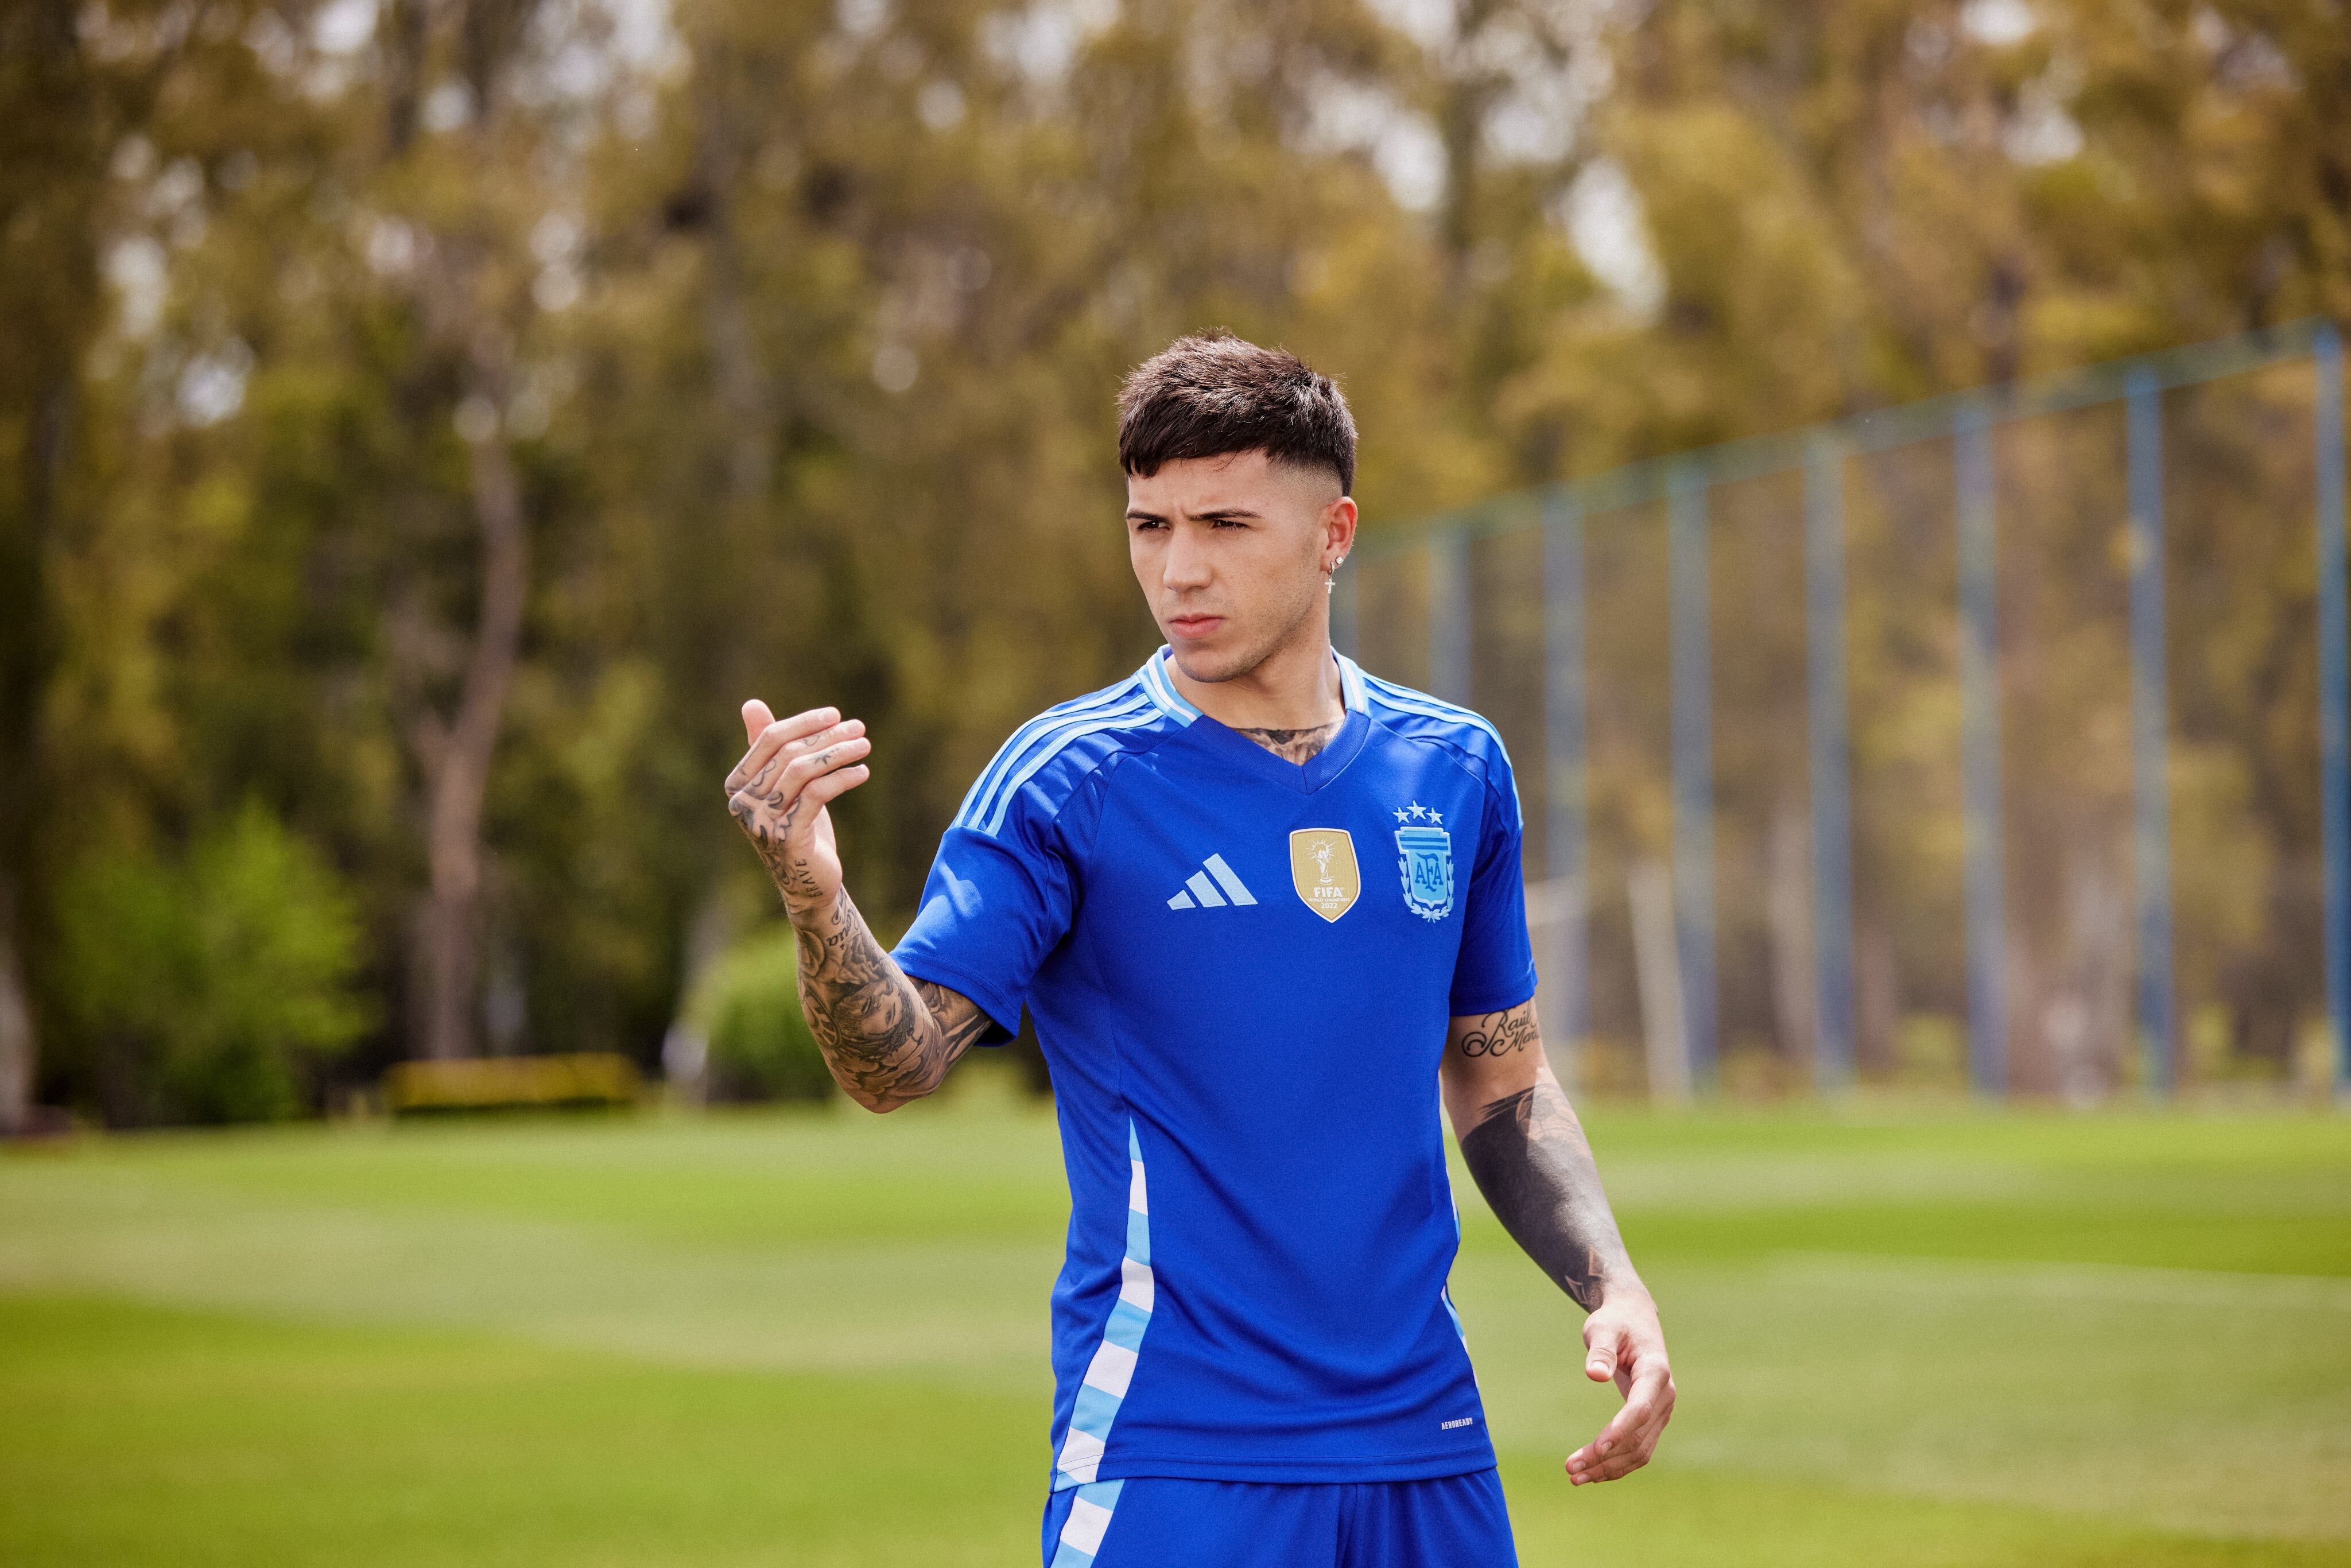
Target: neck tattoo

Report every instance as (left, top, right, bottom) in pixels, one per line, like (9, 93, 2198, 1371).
(1233, 718, 1343, 764)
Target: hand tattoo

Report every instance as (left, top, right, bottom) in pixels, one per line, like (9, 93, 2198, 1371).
(790, 886, 998, 1109)
(726, 725, 845, 906)
(1232, 718, 1343, 764)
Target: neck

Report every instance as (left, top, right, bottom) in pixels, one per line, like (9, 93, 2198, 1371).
(1166, 620, 1345, 733)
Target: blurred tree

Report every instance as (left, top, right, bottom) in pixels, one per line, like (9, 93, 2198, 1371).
(6, 0, 2342, 1119)
(53, 801, 371, 1123)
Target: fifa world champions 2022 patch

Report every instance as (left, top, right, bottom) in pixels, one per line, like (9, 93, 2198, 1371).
(1289, 829, 1360, 922)
(1392, 802, 1453, 921)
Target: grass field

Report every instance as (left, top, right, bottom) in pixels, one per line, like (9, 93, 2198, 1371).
(3, 1069, 2348, 1566)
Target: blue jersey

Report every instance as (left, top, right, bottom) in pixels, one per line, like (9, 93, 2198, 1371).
(891, 645, 1538, 1489)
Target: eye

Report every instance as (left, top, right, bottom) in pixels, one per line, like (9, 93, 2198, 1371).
(1211, 517, 1249, 529)
(1130, 518, 1165, 531)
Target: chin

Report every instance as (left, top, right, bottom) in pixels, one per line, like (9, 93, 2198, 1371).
(1165, 639, 1252, 685)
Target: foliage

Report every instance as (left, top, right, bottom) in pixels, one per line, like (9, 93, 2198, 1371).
(52, 804, 373, 1124)
(688, 926, 832, 1103)
(1, 0, 2344, 1119)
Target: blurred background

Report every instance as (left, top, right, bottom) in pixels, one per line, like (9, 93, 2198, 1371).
(1, 1, 2347, 1564)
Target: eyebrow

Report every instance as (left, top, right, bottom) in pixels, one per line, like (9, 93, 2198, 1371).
(1124, 506, 1264, 522)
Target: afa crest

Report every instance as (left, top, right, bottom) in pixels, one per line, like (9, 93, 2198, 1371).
(1394, 825, 1454, 921)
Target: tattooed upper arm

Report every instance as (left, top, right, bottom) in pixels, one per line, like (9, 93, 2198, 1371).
(910, 979, 1004, 1061)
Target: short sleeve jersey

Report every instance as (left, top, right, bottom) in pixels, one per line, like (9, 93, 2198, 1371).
(891, 645, 1538, 1489)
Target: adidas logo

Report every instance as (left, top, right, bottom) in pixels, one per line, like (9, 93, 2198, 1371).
(1165, 853, 1258, 910)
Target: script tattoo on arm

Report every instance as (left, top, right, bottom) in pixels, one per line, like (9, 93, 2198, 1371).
(789, 886, 997, 1110)
(1232, 718, 1343, 764)
(1454, 1012, 1636, 1313)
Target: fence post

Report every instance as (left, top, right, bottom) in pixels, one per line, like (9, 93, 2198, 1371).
(1669, 463, 1720, 1093)
(1543, 492, 1592, 1077)
(1805, 436, 1858, 1090)
(1429, 529, 1471, 705)
(2317, 324, 2350, 1101)
(2126, 368, 2177, 1096)
(1956, 399, 2008, 1097)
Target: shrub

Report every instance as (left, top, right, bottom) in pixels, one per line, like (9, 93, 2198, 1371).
(688, 926, 833, 1102)
(53, 803, 373, 1124)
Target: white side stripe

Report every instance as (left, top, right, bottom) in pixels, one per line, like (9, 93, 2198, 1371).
(1083, 1340, 1138, 1396)
(1054, 1120, 1154, 1491)
(1119, 1256, 1154, 1310)
(1052, 1481, 1126, 1566)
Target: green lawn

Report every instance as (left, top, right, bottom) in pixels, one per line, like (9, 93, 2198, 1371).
(3, 1072, 2347, 1565)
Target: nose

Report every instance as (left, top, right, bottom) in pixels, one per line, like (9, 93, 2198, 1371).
(1161, 522, 1213, 593)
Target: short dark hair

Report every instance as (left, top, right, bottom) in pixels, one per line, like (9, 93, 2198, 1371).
(1116, 331, 1357, 496)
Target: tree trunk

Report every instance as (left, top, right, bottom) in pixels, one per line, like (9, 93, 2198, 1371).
(0, 879, 34, 1134)
(416, 366, 527, 1060)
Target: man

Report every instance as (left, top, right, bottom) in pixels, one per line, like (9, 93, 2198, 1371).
(725, 333, 1673, 1567)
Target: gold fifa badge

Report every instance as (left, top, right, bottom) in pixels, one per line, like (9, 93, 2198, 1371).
(1289, 829, 1360, 922)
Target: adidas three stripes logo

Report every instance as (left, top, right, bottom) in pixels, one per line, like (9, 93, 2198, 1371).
(1165, 853, 1256, 910)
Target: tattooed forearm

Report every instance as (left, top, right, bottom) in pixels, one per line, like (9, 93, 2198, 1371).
(790, 886, 994, 1111)
(1457, 1043, 1638, 1312)
(1232, 718, 1343, 764)
(723, 702, 980, 1110)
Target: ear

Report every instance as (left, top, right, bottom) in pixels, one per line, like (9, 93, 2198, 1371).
(1322, 495, 1359, 572)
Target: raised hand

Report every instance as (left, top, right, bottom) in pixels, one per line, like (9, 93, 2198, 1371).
(724, 700, 871, 911)
(719, 698, 991, 1112)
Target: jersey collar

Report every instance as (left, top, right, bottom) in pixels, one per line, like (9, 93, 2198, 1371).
(1138, 644, 1371, 725)
(1142, 643, 1374, 794)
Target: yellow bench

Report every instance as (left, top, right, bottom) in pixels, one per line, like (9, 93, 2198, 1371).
(382, 1053, 642, 1115)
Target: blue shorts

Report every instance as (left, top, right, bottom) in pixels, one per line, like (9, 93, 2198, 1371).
(1040, 1470, 1518, 1567)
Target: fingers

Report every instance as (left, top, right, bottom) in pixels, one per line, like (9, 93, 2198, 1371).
(1565, 1360, 1675, 1487)
(748, 719, 864, 794)
(740, 699, 775, 744)
(799, 759, 871, 809)
(726, 707, 846, 794)
(727, 733, 873, 837)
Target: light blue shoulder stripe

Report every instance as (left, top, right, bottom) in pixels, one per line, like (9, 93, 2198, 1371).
(971, 699, 1165, 838)
(953, 682, 1139, 829)
(952, 677, 1146, 829)
(1361, 673, 1522, 826)
(1361, 673, 1513, 758)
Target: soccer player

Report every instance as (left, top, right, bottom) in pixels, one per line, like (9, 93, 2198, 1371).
(725, 333, 1673, 1566)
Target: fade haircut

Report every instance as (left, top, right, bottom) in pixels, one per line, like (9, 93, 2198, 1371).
(1116, 331, 1357, 498)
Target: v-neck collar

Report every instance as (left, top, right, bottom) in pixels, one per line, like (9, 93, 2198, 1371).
(1149, 645, 1374, 794)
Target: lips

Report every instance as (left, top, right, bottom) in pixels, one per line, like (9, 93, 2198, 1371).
(1169, 615, 1224, 638)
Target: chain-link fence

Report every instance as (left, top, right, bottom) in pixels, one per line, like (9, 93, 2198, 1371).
(1338, 321, 2350, 1103)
